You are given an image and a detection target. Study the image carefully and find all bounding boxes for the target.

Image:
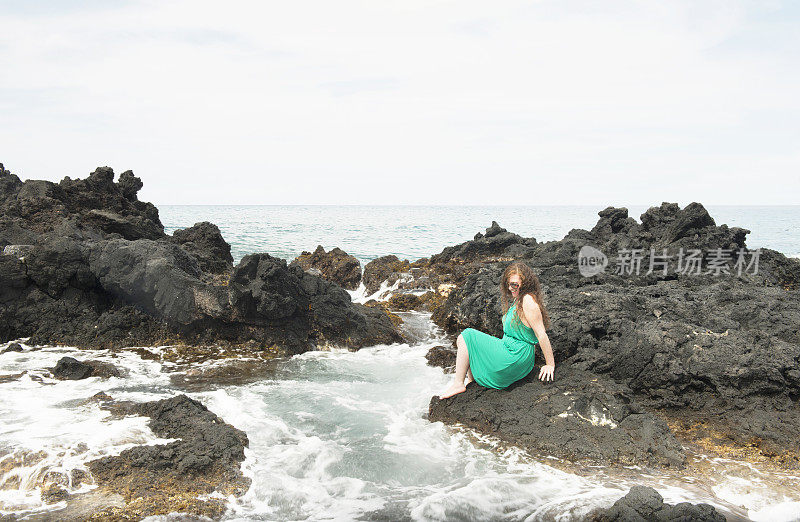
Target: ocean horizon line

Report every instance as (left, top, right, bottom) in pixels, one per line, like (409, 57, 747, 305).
(154, 203, 800, 208)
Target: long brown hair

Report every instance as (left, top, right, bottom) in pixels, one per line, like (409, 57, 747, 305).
(501, 262, 551, 329)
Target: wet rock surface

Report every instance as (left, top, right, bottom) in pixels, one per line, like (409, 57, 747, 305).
(0, 164, 402, 354)
(168, 357, 280, 392)
(1, 342, 23, 354)
(424, 344, 456, 372)
(62, 394, 252, 521)
(429, 365, 687, 467)
(588, 485, 726, 521)
(50, 356, 124, 380)
(51, 356, 94, 380)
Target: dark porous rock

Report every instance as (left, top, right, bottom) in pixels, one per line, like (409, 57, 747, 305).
(2, 342, 23, 353)
(362, 300, 404, 330)
(170, 221, 234, 275)
(425, 345, 456, 372)
(590, 206, 640, 239)
(86, 360, 125, 378)
(52, 356, 94, 380)
(430, 365, 686, 468)
(77, 394, 251, 520)
(40, 483, 70, 504)
(350, 222, 539, 318)
(2, 233, 400, 353)
(431, 264, 507, 335)
(50, 358, 122, 381)
(545, 280, 800, 462)
(589, 485, 725, 521)
(227, 252, 306, 322)
(2, 244, 35, 258)
(117, 169, 143, 201)
(19, 236, 96, 299)
(61, 167, 163, 240)
(0, 165, 162, 241)
(418, 289, 447, 313)
(363, 255, 411, 295)
(87, 238, 226, 325)
(87, 391, 114, 403)
(169, 357, 279, 392)
(83, 209, 161, 242)
(575, 203, 752, 272)
(1, 163, 403, 354)
(433, 220, 537, 265)
(225, 254, 403, 352)
(425, 202, 800, 468)
(386, 292, 424, 311)
(290, 245, 362, 290)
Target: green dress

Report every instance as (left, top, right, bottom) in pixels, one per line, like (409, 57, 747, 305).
(462, 303, 539, 389)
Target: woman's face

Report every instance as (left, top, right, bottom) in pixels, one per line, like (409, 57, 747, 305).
(508, 273, 522, 298)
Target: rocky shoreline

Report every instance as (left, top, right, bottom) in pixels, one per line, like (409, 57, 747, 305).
(3, 163, 798, 520)
(0, 164, 402, 355)
(418, 206, 800, 471)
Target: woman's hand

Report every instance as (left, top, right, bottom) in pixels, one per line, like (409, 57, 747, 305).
(538, 364, 555, 381)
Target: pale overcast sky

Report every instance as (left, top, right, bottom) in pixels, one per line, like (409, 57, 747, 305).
(1, 1, 798, 205)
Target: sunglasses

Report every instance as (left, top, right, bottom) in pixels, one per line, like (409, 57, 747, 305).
(508, 282, 520, 289)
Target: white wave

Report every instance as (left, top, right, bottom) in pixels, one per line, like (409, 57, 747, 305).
(348, 272, 414, 304)
(4, 330, 799, 521)
(0, 344, 178, 515)
(749, 501, 800, 522)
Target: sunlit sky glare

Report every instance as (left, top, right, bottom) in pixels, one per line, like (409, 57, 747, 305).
(1, 0, 799, 205)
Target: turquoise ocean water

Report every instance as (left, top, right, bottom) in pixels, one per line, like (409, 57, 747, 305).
(159, 205, 800, 266)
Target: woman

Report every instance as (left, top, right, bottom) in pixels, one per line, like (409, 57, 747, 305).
(438, 262, 555, 399)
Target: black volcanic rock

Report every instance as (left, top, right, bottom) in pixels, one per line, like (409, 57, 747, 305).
(117, 169, 143, 201)
(229, 253, 305, 323)
(432, 220, 537, 265)
(0, 163, 403, 353)
(52, 356, 94, 380)
(1, 342, 23, 353)
(87, 238, 224, 325)
(76, 394, 251, 520)
(589, 485, 725, 521)
(424, 345, 456, 371)
(363, 255, 410, 295)
(417, 203, 800, 467)
(226, 253, 401, 352)
(290, 245, 361, 290)
(50, 356, 123, 380)
(430, 365, 686, 467)
(1, 164, 163, 244)
(170, 221, 234, 275)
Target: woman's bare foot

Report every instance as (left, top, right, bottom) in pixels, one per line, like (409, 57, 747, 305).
(438, 382, 467, 399)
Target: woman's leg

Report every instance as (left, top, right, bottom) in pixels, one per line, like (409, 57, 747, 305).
(439, 333, 470, 399)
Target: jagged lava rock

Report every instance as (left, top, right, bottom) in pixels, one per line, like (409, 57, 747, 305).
(290, 245, 361, 290)
(0, 164, 403, 353)
(430, 365, 686, 468)
(421, 203, 800, 466)
(589, 485, 725, 521)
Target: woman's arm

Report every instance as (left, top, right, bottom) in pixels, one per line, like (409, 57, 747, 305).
(522, 294, 555, 381)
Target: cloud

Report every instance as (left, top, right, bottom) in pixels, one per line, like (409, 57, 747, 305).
(0, 0, 798, 204)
